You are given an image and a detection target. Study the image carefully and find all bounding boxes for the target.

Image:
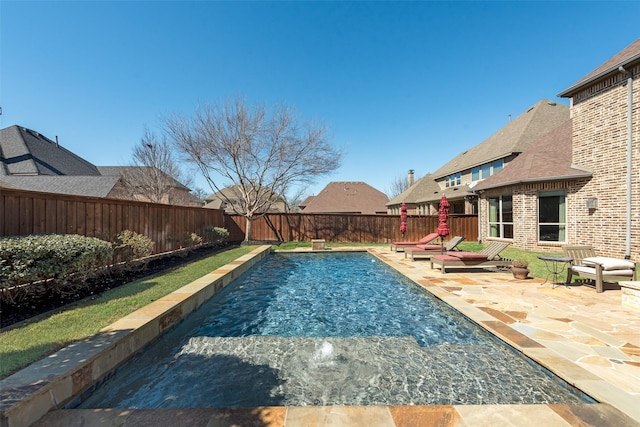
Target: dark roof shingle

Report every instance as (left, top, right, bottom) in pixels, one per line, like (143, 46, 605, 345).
(302, 182, 389, 214)
(559, 38, 640, 97)
(473, 119, 592, 191)
(432, 100, 569, 179)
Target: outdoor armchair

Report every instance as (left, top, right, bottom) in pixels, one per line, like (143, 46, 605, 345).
(562, 245, 636, 293)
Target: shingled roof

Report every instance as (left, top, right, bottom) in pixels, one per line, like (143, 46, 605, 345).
(387, 174, 440, 206)
(0, 125, 101, 177)
(432, 100, 569, 180)
(0, 125, 191, 199)
(473, 119, 592, 191)
(302, 182, 389, 214)
(559, 38, 640, 97)
(0, 176, 121, 197)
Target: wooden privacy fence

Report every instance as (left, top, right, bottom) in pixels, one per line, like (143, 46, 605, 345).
(225, 213, 478, 244)
(1, 188, 225, 254)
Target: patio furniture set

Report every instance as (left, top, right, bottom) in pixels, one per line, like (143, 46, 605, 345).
(391, 234, 638, 293)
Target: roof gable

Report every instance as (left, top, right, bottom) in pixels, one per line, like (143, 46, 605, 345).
(97, 166, 190, 191)
(559, 38, 640, 97)
(387, 174, 440, 205)
(302, 181, 389, 214)
(473, 119, 592, 191)
(432, 100, 569, 179)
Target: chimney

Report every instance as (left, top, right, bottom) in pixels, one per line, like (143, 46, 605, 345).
(408, 169, 414, 187)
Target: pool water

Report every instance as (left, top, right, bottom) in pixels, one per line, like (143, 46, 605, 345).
(79, 252, 587, 408)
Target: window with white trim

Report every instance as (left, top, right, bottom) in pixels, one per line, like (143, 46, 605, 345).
(538, 190, 566, 242)
(445, 172, 462, 187)
(488, 195, 513, 238)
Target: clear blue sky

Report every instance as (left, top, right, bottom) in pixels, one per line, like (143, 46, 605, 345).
(1, 1, 638, 198)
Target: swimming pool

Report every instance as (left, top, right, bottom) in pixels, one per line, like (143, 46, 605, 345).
(79, 251, 588, 408)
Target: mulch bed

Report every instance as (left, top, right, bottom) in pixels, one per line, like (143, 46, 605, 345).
(0, 245, 232, 329)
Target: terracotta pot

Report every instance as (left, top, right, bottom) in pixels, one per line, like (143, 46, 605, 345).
(511, 267, 530, 280)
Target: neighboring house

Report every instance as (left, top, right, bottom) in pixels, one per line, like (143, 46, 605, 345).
(298, 195, 317, 211)
(474, 38, 640, 259)
(0, 125, 193, 205)
(98, 166, 194, 206)
(301, 182, 389, 214)
(386, 171, 441, 216)
(204, 185, 287, 214)
(387, 100, 569, 216)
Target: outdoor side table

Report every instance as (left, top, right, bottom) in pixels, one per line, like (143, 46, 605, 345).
(538, 255, 573, 288)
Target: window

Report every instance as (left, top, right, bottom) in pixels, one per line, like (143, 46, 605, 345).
(488, 195, 513, 238)
(472, 167, 480, 181)
(538, 191, 566, 242)
(481, 164, 491, 179)
(493, 159, 503, 173)
(445, 173, 462, 187)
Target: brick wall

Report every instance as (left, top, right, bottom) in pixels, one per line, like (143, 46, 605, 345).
(479, 182, 581, 253)
(570, 64, 640, 258)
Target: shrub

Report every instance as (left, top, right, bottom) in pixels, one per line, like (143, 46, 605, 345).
(115, 230, 154, 260)
(202, 226, 229, 246)
(0, 234, 114, 301)
(511, 260, 529, 268)
(189, 233, 203, 246)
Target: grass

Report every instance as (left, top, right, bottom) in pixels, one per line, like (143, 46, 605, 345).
(0, 246, 257, 379)
(1, 241, 566, 379)
(273, 240, 565, 280)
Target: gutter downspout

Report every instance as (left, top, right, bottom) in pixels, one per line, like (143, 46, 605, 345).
(619, 66, 633, 259)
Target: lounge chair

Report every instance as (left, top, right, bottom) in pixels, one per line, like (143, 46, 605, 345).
(405, 236, 465, 261)
(562, 245, 636, 293)
(390, 232, 439, 252)
(430, 241, 512, 273)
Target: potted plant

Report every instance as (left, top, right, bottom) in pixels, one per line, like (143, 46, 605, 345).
(511, 260, 530, 279)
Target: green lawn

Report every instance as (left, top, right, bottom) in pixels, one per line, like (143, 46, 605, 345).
(0, 246, 257, 379)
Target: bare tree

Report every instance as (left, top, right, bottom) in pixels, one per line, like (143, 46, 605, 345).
(164, 98, 342, 241)
(120, 128, 193, 205)
(189, 187, 209, 205)
(386, 174, 410, 199)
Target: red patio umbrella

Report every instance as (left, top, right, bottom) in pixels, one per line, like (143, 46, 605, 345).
(400, 202, 408, 240)
(437, 194, 450, 253)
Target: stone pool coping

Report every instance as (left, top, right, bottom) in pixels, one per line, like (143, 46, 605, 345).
(2, 245, 639, 426)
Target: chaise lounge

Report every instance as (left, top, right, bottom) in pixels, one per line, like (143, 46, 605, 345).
(405, 236, 465, 261)
(429, 241, 512, 273)
(562, 245, 636, 293)
(390, 232, 439, 252)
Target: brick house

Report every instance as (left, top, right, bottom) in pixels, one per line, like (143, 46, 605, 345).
(387, 100, 570, 217)
(474, 38, 640, 259)
(0, 125, 194, 206)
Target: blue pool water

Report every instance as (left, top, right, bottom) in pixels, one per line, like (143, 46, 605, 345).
(189, 252, 485, 346)
(79, 252, 588, 408)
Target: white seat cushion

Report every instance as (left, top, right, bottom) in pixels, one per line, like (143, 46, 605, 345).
(572, 265, 635, 277)
(582, 256, 635, 271)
